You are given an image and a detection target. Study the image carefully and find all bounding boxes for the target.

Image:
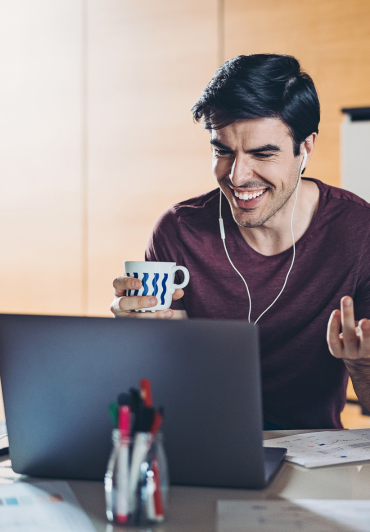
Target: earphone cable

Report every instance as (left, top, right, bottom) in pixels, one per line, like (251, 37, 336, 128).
(254, 176, 300, 324)
(219, 190, 252, 322)
(219, 166, 302, 324)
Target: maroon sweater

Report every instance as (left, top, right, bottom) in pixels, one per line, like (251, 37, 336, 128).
(145, 178, 370, 429)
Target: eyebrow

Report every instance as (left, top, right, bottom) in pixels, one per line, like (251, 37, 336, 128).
(210, 139, 281, 154)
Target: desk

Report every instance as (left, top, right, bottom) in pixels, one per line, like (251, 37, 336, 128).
(2, 431, 370, 531)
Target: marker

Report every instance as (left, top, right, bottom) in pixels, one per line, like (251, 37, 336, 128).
(129, 388, 142, 414)
(116, 393, 131, 523)
(108, 402, 118, 427)
(152, 458, 164, 521)
(150, 409, 164, 521)
(129, 407, 155, 514)
(140, 379, 153, 407)
(129, 388, 143, 436)
(150, 410, 163, 436)
(118, 393, 130, 438)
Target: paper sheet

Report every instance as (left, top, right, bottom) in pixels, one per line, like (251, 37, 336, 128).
(217, 500, 370, 532)
(0, 480, 96, 532)
(0, 421, 9, 453)
(264, 429, 370, 468)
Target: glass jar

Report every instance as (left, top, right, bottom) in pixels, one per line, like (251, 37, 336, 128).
(105, 429, 169, 526)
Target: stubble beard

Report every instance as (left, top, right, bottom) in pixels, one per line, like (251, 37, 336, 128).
(221, 174, 300, 229)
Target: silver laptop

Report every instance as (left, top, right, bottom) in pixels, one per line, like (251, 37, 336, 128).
(0, 314, 286, 488)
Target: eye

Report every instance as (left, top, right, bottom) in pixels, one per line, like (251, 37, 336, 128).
(254, 153, 274, 159)
(214, 148, 233, 157)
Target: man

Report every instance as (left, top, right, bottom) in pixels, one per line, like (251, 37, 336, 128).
(111, 54, 370, 429)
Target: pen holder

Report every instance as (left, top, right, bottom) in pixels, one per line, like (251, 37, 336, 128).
(105, 429, 169, 526)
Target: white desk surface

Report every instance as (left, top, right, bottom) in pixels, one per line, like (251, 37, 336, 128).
(2, 430, 370, 532)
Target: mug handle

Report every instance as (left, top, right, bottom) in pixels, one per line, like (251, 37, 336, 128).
(171, 266, 190, 291)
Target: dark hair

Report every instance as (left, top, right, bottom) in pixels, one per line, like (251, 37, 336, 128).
(192, 54, 320, 156)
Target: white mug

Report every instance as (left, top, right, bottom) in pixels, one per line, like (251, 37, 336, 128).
(124, 261, 190, 312)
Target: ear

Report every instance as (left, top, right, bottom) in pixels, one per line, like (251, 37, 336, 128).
(302, 133, 317, 170)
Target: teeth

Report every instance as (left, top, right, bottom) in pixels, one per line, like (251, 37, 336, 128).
(234, 190, 265, 201)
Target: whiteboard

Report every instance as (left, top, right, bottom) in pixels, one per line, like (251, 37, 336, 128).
(341, 114, 370, 202)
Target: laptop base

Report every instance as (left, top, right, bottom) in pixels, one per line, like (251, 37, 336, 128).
(264, 447, 287, 485)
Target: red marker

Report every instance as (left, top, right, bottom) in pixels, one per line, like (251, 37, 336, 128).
(140, 379, 153, 407)
(150, 411, 163, 436)
(118, 405, 130, 438)
(152, 458, 164, 521)
(149, 409, 164, 520)
(116, 393, 131, 523)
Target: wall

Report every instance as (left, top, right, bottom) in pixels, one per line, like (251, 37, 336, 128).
(86, 1, 218, 314)
(0, 1, 218, 317)
(0, 1, 84, 315)
(0, 0, 369, 317)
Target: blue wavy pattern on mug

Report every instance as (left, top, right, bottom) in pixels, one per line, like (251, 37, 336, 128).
(142, 273, 149, 296)
(152, 273, 159, 296)
(161, 274, 168, 305)
(133, 273, 139, 296)
(126, 273, 131, 296)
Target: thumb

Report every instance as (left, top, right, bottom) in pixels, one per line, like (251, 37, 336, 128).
(172, 289, 184, 301)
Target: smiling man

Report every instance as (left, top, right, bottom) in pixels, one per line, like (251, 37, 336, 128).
(111, 54, 370, 430)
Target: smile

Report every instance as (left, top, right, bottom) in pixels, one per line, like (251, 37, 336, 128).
(233, 189, 266, 201)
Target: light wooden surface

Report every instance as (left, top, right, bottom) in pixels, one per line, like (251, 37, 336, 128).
(2, 431, 370, 531)
(224, 0, 370, 189)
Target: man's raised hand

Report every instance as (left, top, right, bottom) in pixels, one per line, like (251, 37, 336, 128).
(327, 296, 370, 361)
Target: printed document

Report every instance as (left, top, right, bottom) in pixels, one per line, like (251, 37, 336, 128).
(264, 429, 370, 467)
(0, 421, 8, 453)
(0, 480, 96, 532)
(218, 499, 370, 532)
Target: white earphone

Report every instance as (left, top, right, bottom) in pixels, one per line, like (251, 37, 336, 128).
(300, 149, 307, 176)
(219, 149, 307, 324)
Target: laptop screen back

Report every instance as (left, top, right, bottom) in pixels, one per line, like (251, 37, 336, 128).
(0, 314, 265, 488)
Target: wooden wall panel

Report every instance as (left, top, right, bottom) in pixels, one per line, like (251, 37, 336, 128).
(87, 1, 218, 315)
(224, 0, 370, 188)
(0, 1, 84, 315)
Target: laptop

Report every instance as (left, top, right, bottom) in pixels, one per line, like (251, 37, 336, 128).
(0, 314, 286, 489)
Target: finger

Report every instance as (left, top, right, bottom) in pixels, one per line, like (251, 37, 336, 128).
(112, 276, 142, 297)
(113, 295, 158, 313)
(172, 289, 184, 302)
(125, 309, 173, 319)
(327, 309, 343, 358)
(152, 309, 174, 319)
(340, 297, 358, 356)
(110, 302, 173, 319)
(358, 319, 370, 357)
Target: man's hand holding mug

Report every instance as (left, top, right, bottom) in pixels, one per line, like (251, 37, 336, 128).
(110, 261, 190, 319)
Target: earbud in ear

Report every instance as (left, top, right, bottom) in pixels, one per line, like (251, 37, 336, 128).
(300, 149, 308, 175)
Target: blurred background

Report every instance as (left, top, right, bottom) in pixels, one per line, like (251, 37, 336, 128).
(0, 0, 370, 426)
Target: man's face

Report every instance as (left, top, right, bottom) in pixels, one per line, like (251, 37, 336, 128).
(211, 118, 303, 228)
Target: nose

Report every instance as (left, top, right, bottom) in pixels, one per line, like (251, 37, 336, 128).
(229, 155, 253, 187)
